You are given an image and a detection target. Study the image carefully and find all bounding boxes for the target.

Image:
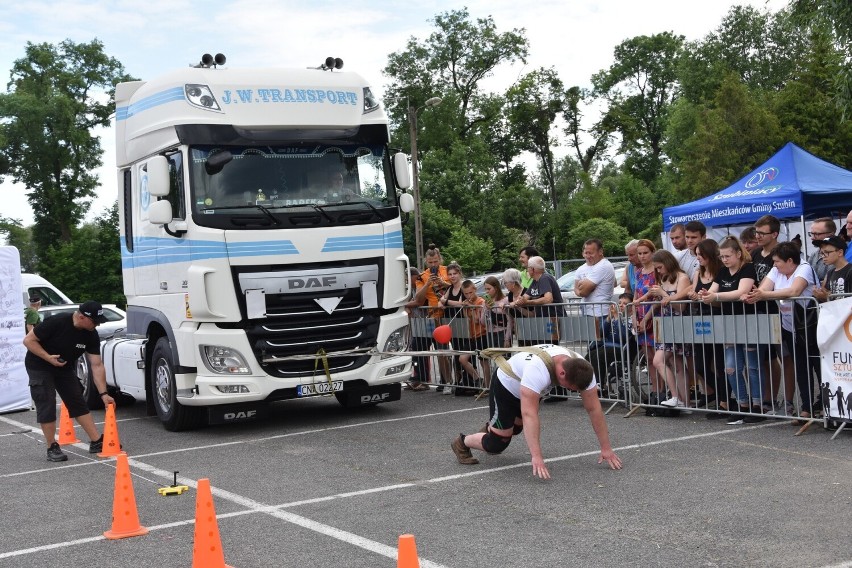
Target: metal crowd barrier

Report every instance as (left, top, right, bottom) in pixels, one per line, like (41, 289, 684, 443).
(407, 302, 629, 411)
(406, 295, 830, 434)
(628, 296, 823, 434)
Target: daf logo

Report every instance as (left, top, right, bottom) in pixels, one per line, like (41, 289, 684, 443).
(361, 393, 390, 403)
(224, 410, 257, 420)
(288, 276, 337, 289)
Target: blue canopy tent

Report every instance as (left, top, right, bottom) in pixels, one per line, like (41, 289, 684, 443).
(663, 142, 852, 231)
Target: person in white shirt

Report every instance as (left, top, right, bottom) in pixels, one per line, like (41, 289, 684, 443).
(669, 223, 687, 252)
(574, 238, 615, 318)
(745, 241, 819, 420)
(450, 345, 622, 479)
(677, 220, 705, 281)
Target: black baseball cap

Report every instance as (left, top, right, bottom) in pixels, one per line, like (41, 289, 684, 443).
(812, 235, 848, 252)
(79, 300, 108, 324)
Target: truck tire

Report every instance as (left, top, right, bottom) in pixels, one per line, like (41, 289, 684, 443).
(76, 355, 104, 410)
(151, 337, 205, 431)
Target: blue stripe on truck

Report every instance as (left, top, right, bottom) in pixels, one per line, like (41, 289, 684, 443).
(116, 87, 186, 121)
(119, 232, 400, 268)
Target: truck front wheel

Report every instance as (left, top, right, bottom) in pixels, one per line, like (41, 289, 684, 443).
(76, 355, 103, 410)
(151, 338, 205, 431)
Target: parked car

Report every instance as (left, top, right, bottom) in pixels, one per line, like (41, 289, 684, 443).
(38, 303, 127, 340)
(558, 261, 628, 303)
(21, 273, 73, 307)
(470, 271, 508, 296)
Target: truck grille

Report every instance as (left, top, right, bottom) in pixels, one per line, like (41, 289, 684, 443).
(231, 260, 386, 377)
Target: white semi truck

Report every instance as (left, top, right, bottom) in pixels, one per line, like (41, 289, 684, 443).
(94, 55, 415, 430)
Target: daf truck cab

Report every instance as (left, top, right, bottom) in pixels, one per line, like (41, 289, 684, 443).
(104, 55, 415, 430)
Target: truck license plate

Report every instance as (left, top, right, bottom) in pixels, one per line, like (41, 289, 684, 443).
(297, 381, 343, 397)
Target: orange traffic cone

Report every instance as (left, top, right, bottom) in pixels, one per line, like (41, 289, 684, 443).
(103, 452, 148, 540)
(397, 534, 421, 568)
(192, 478, 233, 568)
(58, 402, 80, 445)
(98, 403, 122, 458)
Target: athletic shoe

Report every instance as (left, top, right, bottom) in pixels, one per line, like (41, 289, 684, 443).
(694, 393, 715, 408)
(451, 434, 479, 465)
(89, 435, 123, 454)
(47, 442, 68, 462)
(743, 407, 766, 423)
(660, 397, 682, 408)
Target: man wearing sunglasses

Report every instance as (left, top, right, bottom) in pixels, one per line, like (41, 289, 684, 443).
(805, 218, 836, 283)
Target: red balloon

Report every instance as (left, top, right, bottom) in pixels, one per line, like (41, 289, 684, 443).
(433, 324, 452, 345)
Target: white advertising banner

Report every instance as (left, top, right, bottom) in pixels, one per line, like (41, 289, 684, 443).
(817, 297, 852, 422)
(0, 246, 32, 413)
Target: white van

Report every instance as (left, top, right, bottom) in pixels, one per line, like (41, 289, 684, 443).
(21, 274, 73, 307)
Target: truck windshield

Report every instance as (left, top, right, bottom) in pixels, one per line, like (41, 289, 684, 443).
(188, 144, 399, 229)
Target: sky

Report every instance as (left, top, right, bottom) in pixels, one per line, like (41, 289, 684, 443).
(0, 0, 790, 227)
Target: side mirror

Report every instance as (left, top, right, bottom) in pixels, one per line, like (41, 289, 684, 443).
(393, 152, 411, 190)
(398, 193, 414, 213)
(205, 150, 233, 175)
(146, 156, 171, 197)
(148, 199, 174, 225)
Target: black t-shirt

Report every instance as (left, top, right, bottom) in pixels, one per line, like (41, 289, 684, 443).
(693, 276, 716, 315)
(714, 263, 757, 315)
(752, 252, 779, 314)
(526, 273, 562, 316)
(444, 285, 463, 318)
(25, 313, 100, 376)
(826, 263, 852, 295)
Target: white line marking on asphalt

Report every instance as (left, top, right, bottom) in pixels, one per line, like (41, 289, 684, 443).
(0, 418, 784, 564)
(0, 407, 484, 478)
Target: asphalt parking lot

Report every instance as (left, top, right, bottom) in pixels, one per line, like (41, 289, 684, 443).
(0, 389, 850, 568)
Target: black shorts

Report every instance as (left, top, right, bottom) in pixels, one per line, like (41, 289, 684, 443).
(28, 369, 89, 423)
(488, 373, 522, 432)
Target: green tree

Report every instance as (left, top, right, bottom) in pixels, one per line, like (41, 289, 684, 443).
(773, 25, 852, 166)
(0, 217, 36, 272)
(791, 0, 852, 119)
(505, 68, 564, 208)
(563, 85, 614, 175)
(443, 226, 494, 274)
(38, 202, 123, 306)
(0, 39, 133, 253)
(564, 218, 631, 259)
(679, 6, 805, 104)
(382, 7, 529, 147)
(675, 74, 784, 203)
(592, 32, 684, 185)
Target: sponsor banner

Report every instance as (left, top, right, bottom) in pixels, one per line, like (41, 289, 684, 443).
(0, 246, 31, 413)
(817, 297, 852, 421)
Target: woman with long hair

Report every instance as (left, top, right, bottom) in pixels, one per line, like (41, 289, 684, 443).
(438, 261, 466, 393)
(483, 275, 510, 350)
(631, 239, 664, 410)
(648, 250, 692, 409)
(688, 239, 727, 415)
(701, 236, 762, 423)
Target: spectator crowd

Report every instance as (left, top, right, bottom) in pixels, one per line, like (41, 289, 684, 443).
(404, 210, 852, 425)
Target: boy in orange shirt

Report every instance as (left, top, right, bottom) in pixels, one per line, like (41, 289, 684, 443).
(458, 280, 490, 395)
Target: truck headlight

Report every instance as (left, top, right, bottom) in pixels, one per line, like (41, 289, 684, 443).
(382, 326, 409, 359)
(185, 84, 221, 111)
(200, 345, 251, 374)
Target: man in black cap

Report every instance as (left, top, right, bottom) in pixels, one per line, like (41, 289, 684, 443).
(812, 235, 852, 299)
(24, 296, 41, 333)
(23, 300, 116, 462)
